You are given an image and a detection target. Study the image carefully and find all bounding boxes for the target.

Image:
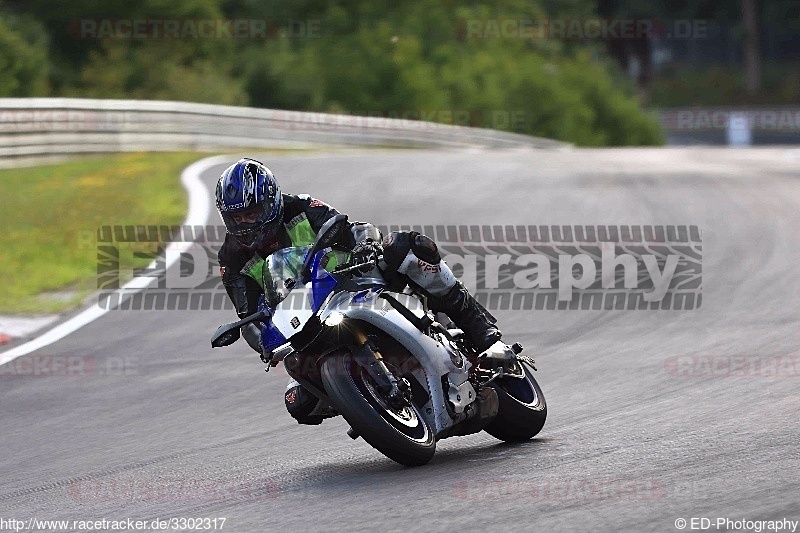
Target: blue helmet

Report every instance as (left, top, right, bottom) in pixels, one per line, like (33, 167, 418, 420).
(215, 158, 283, 248)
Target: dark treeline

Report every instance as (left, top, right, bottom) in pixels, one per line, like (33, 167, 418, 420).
(18, 0, 789, 144)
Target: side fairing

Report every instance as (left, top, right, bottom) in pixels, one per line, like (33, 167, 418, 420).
(258, 297, 287, 352)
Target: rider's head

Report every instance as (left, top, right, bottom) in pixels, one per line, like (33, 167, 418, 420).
(215, 158, 283, 249)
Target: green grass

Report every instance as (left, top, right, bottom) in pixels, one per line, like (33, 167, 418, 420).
(0, 152, 203, 314)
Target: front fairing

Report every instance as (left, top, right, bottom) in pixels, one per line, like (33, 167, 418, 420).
(257, 297, 286, 352)
(257, 247, 349, 352)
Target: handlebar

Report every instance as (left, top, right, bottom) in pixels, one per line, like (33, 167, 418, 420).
(333, 258, 379, 274)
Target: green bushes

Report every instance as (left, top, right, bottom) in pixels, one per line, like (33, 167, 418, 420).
(0, 14, 49, 97)
(232, 1, 665, 145)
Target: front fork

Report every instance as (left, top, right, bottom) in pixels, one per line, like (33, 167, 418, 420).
(351, 334, 411, 409)
(283, 323, 410, 409)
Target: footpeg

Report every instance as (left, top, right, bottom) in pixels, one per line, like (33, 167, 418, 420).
(347, 426, 360, 440)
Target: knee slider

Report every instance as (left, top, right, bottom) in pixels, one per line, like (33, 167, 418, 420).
(412, 234, 441, 264)
(285, 384, 323, 424)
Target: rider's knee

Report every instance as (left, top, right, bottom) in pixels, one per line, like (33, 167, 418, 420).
(285, 381, 324, 425)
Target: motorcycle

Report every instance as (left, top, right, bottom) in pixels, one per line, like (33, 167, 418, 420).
(212, 215, 546, 466)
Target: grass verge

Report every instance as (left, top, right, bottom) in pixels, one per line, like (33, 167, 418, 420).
(0, 152, 204, 314)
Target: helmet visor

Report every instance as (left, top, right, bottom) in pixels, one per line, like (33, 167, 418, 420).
(222, 202, 280, 247)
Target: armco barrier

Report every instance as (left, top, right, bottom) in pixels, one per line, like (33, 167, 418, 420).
(0, 98, 567, 161)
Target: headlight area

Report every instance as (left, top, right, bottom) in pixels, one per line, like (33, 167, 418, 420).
(323, 311, 345, 327)
(290, 311, 352, 350)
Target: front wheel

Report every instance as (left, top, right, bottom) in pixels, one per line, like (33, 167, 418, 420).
(320, 351, 436, 466)
(483, 359, 547, 442)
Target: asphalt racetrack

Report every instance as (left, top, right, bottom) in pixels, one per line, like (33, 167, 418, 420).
(1, 148, 799, 532)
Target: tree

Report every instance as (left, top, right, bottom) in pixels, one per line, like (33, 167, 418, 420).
(740, 0, 761, 96)
(0, 14, 49, 96)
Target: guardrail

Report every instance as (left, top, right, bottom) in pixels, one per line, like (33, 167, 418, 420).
(0, 98, 567, 162)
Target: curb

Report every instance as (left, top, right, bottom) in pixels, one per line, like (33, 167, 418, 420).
(0, 315, 60, 346)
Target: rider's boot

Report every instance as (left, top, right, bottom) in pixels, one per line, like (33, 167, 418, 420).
(429, 281, 502, 353)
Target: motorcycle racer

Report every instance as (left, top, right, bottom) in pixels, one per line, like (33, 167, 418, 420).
(215, 158, 502, 424)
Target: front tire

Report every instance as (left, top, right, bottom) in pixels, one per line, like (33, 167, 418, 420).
(320, 351, 436, 466)
(484, 359, 547, 442)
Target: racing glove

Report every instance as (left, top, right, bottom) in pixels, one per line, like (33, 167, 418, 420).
(351, 239, 383, 271)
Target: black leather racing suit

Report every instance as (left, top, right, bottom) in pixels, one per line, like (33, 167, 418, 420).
(218, 194, 359, 326)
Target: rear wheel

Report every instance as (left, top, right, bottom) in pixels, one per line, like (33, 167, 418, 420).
(483, 359, 547, 442)
(320, 351, 436, 466)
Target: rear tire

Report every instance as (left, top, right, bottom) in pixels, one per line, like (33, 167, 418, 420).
(321, 351, 436, 466)
(484, 359, 547, 442)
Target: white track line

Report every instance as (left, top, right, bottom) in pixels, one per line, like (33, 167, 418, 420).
(0, 154, 231, 364)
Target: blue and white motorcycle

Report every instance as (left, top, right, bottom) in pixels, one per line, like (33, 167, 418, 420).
(212, 216, 546, 466)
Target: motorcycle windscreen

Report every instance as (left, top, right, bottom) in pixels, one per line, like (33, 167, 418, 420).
(258, 246, 348, 310)
(310, 249, 349, 312)
(261, 247, 309, 308)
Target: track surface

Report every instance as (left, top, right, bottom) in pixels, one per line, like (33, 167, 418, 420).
(2, 148, 799, 532)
